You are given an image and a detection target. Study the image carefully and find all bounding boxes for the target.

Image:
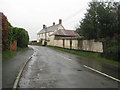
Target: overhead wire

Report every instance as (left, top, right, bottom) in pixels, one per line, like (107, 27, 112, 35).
(63, 4, 89, 26)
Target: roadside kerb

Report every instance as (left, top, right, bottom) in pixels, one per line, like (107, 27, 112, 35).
(13, 53, 34, 89)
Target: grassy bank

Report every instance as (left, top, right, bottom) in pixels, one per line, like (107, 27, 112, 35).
(47, 46, 120, 66)
(29, 43, 42, 46)
(2, 50, 17, 61)
(17, 47, 28, 52)
(2, 47, 28, 61)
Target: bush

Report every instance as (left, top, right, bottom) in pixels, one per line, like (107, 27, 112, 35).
(8, 27, 29, 48)
(104, 46, 119, 61)
(102, 39, 119, 61)
(17, 28, 29, 47)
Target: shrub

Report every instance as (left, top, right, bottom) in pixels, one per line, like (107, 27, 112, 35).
(8, 27, 29, 48)
(102, 39, 119, 61)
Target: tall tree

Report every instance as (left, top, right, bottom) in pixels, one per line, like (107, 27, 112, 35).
(76, 1, 120, 61)
(76, 1, 119, 40)
(77, 2, 102, 39)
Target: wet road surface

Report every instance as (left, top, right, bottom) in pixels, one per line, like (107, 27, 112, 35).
(19, 46, 120, 88)
(2, 47, 34, 88)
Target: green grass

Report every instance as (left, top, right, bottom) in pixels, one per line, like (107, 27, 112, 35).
(17, 47, 28, 52)
(47, 46, 120, 66)
(2, 47, 28, 61)
(2, 50, 17, 61)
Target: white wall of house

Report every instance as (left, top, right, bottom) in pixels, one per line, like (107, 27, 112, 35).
(37, 36, 39, 42)
(37, 25, 64, 43)
(47, 35, 55, 46)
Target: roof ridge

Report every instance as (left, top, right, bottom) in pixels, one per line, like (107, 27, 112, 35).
(46, 24, 60, 28)
(37, 24, 61, 34)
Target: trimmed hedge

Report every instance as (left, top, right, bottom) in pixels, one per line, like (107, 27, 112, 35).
(8, 27, 29, 48)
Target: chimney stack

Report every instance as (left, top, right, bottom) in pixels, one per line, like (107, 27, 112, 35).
(43, 24, 46, 29)
(59, 19, 62, 24)
(53, 22, 55, 26)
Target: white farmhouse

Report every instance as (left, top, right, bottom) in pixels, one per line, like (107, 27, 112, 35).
(37, 19, 64, 45)
(37, 19, 103, 53)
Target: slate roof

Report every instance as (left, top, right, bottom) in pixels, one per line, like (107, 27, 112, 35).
(37, 24, 63, 35)
(52, 29, 80, 37)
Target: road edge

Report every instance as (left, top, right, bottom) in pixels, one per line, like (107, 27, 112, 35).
(83, 65, 120, 82)
(13, 49, 34, 88)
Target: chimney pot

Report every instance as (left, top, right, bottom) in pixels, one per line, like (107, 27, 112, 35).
(59, 19, 62, 24)
(53, 22, 55, 26)
(43, 24, 46, 29)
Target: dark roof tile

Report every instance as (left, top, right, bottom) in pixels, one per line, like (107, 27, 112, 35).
(52, 29, 80, 37)
(37, 24, 63, 34)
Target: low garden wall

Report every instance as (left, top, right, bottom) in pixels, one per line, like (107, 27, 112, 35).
(47, 39, 103, 53)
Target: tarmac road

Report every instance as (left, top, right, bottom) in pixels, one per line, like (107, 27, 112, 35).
(19, 45, 120, 88)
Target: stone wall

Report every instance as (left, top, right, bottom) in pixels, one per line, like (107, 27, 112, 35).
(47, 38, 103, 53)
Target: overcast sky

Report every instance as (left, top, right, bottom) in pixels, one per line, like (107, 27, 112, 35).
(0, 0, 118, 41)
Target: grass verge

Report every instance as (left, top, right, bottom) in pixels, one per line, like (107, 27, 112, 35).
(47, 46, 120, 66)
(29, 43, 43, 46)
(2, 50, 17, 61)
(17, 47, 28, 52)
(2, 47, 28, 61)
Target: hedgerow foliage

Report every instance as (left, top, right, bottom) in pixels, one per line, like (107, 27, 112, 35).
(8, 27, 29, 47)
